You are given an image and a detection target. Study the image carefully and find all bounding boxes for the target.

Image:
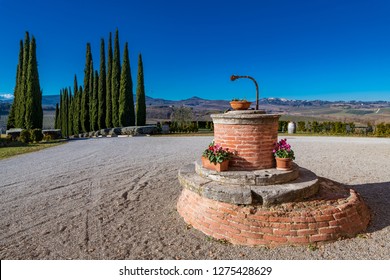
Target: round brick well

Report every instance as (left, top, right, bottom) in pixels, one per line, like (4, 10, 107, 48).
(212, 111, 279, 170)
(177, 110, 370, 247)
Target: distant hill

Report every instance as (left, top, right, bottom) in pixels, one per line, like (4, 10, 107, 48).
(1, 94, 390, 124)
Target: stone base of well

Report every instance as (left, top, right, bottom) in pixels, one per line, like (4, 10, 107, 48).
(179, 162, 319, 206)
(177, 175, 370, 247)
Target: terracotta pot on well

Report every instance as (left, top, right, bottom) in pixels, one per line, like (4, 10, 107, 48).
(201, 157, 229, 172)
(275, 157, 293, 171)
(230, 101, 252, 110)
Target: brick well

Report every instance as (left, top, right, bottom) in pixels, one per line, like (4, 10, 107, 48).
(177, 110, 370, 247)
(211, 111, 280, 170)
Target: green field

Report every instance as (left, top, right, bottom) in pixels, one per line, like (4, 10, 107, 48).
(0, 140, 65, 160)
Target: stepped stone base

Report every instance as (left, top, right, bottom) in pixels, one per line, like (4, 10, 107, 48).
(177, 178, 370, 247)
(179, 163, 319, 206)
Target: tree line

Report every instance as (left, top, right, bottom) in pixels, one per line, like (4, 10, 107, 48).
(54, 29, 146, 137)
(7, 32, 42, 130)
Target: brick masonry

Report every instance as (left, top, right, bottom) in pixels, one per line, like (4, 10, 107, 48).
(212, 113, 280, 170)
(177, 179, 370, 247)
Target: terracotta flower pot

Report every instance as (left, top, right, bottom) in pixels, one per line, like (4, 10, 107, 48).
(202, 157, 229, 172)
(230, 101, 252, 110)
(275, 157, 292, 171)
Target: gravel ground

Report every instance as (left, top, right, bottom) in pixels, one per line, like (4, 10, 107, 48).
(0, 136, 389, 260)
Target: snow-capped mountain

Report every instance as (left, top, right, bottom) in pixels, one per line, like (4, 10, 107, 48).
(0, 93, 14, 101)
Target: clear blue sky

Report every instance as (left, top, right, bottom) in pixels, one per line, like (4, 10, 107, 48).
(0, 0, 389, 101)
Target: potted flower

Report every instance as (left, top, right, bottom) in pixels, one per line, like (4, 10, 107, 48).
(230, 98, 252, 110)
(273, 138, 295, 170)
(202, 141, 234, 172)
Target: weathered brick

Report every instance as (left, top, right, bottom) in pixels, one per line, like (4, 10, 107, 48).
(310, 234, 332, 243)
(333, 210, 347, 220)
(319, 227, 340, 234)
(246, 238, 269, 246)
(258, 227, 273, 234)
(316, 221, 330, 228)
(251, 215, 269, 222)
(297, 229, 318, 236)
(220, 224, 241, 234)
(240, 231, 264, 239)
(292, 216, 316, 223)
(229, 221, 252, 232)
(274, 228, 297, 236)
(291, 223, 309, 230)
(225, 232, 247, 244)
(314, 214, 334, 222)
(263, 235, 288, 243)
(288, 236, 309, 244)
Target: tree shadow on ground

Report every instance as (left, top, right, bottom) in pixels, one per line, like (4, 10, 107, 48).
(350, 181, 390, 233)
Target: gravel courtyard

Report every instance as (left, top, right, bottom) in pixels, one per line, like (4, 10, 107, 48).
(0, 136, 389, 259)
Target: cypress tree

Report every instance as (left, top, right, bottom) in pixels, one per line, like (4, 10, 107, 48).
(62, 89, 69, 137)
(24, 36, 42, 129)
(135, 53, 146, 126)
(78, 86, 83, 133)
(119, 42, 135, 127)
(54, 103, 60, 129)
(60, 90, 65, 136)
(98, 38, 106, 129)
(68, 88, 73, 135)
(88, 62, 95, 131)
(111, 29, 121, 127)
(73, 75, 80, 135)
(91, 70, 99, 131)
(7, 40, 23, 129)
(16, 32, 30, 128)
(81, 43, 92, 132)
(105, 32, 113, 128)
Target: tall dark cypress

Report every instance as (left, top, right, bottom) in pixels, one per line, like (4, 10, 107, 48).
(63, 89, 69, 137)
(24, 36, 42, 129)
(54, 103, 60, 129)
(91, 70, 99, 131)
(88, 62, 95, 131)
(119, 42, 135, 127)
(81, 43, 92, 132)
(7, 40, 23, 129)
(98, 38, 107, 129)
(60, 89, 66, 136)
(105, 32, 113, 128)
(16, 32, 30, 128)
(135, 53, 146, 126)
(59, 90, 62, 133)
(78, 86, 83, 133)
(68, 88, 73, 135)
(73, 75, 80, 135)
(111, 29, 121, 127)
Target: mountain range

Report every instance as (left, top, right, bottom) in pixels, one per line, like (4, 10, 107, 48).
(1, 94, 390, 124)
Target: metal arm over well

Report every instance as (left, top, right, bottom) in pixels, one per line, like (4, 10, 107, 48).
(230, 75, 259, 110)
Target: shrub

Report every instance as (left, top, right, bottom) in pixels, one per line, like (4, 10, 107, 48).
(19, 129, 31, 143)
(30, 129, 43, 142)
(297, 121, 306, 132)
(43, 134, 56, 141)
(278, 121, 288, 132)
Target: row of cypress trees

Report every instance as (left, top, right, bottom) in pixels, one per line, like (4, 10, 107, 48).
(7, 32, 43, 130)
(55, 29, 146, 137)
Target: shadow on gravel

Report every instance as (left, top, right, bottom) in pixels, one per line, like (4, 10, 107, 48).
(351, 181, 390, 232)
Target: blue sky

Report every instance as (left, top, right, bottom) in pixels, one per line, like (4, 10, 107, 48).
(0, 0, 389, 101)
